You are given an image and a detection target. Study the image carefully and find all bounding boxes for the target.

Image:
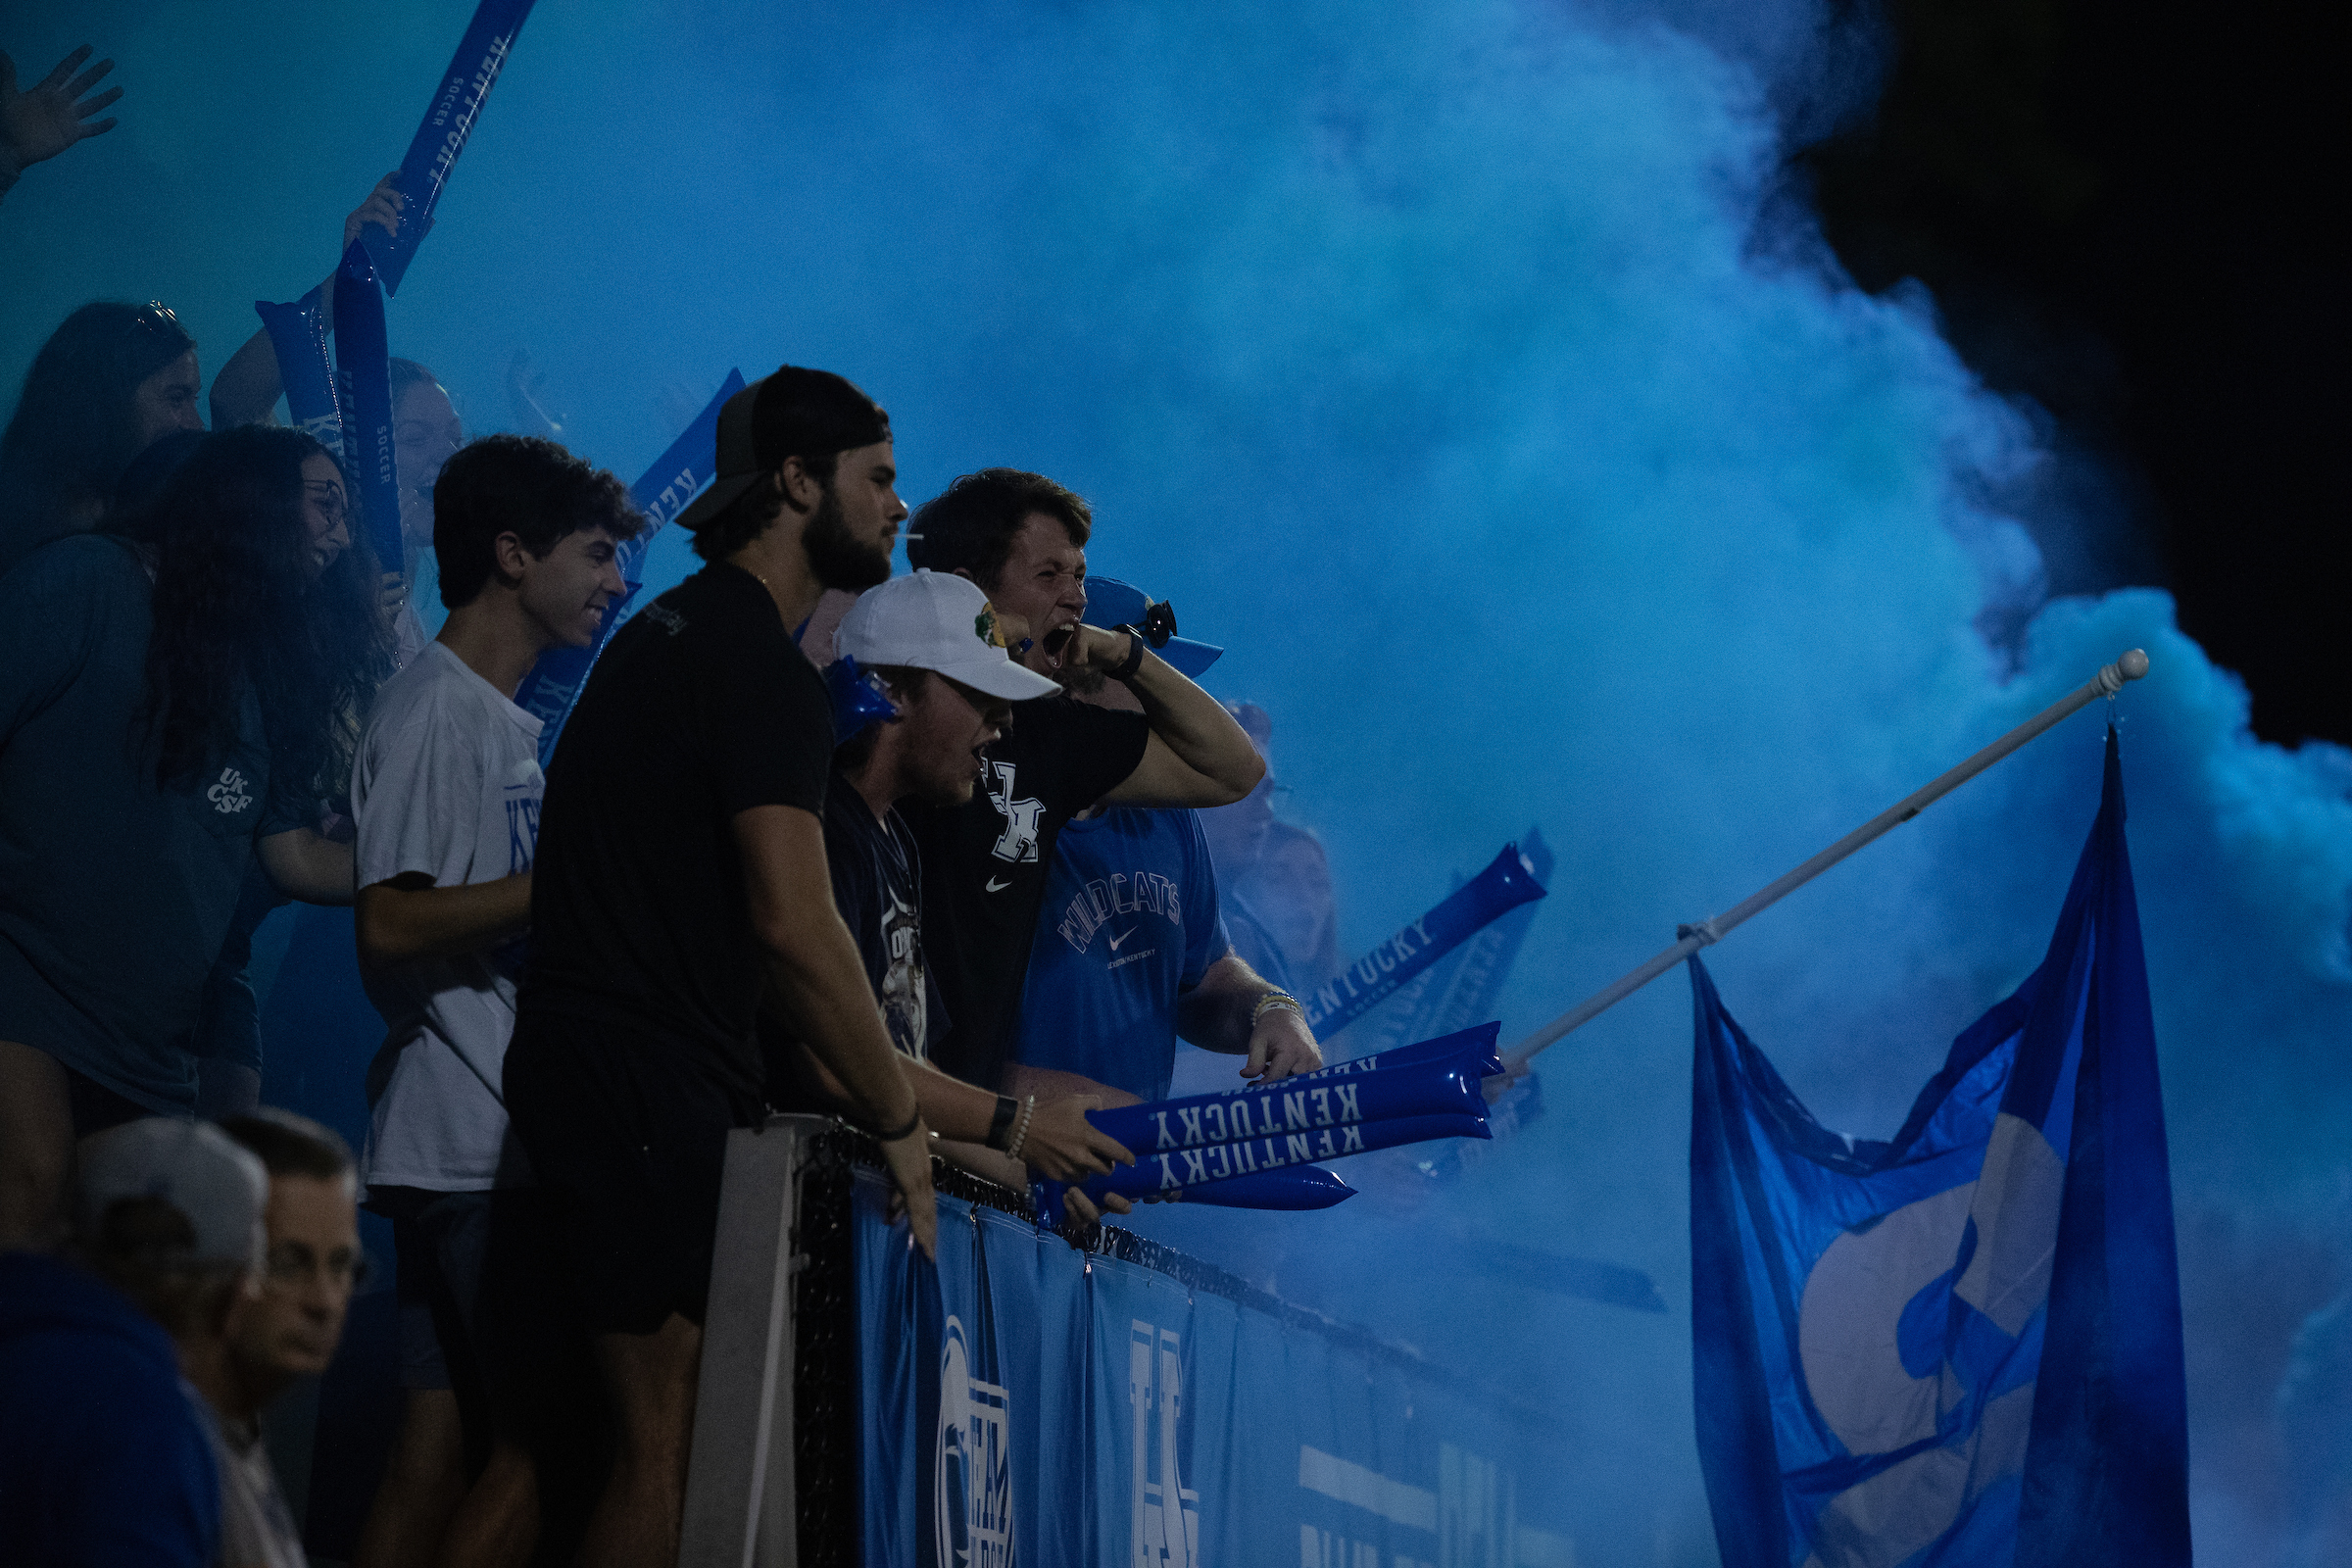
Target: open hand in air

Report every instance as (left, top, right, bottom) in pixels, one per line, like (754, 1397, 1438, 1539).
(1, 45, 122, 173)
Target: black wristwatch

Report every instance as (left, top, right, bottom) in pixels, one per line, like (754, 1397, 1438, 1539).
(1108, 627, 1149, 683)
(986, 1094, 1020, 1152)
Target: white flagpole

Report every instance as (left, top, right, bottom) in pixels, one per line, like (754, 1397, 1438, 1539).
(1500, 648, 2150, 1072)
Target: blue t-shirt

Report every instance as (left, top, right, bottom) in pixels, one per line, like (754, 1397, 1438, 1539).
(0, 1251, 221, 1566)
(0, 535, 297, 1112)
(1008, 807, 1232, 1102)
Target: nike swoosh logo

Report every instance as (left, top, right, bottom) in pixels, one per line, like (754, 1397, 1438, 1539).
(1107, 928, 1137, 951)
(985, 876, 1013, 893)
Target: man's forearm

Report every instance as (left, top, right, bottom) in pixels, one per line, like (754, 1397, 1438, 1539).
(760, 912, 920, 1133)
(1175, 954, 1276, 1054)
(1124, 646, 1263, 795)
(354, 872, 530, 966)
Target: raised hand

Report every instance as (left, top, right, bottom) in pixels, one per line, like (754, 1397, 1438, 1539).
(343, 172, 404, 255)
(0, 45, 122, 174)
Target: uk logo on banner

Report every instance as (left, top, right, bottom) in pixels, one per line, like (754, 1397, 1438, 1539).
(936, 1317, 1013, 1568)
(1131, 1318, 1200, 1567)
(1689, 730, 2190, 1567)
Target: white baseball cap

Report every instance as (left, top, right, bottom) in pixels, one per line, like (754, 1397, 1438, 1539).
(75, 1118, 269, 1271)
(835, 570, 1060, 702)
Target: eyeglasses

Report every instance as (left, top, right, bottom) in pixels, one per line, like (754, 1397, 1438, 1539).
(264, 1241, 370, 1292)
(303, 480, 349, 528)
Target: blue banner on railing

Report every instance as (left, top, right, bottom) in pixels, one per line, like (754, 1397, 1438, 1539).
(857, 1173, 1585, 1566)
(514, 368, 744, 762)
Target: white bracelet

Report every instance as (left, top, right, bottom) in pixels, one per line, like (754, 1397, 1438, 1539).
(1251, 991, 1304, 1025)
(1003, 1096, 1037, 1163)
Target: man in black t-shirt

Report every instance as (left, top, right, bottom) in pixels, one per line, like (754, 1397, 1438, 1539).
(507, 367, 936, 1566)
(791, 569, 1137, 1215)
(903, 469, 1267, 1094)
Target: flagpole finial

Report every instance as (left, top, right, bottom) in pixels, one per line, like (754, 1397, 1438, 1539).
(2095, 649, 2151, 696)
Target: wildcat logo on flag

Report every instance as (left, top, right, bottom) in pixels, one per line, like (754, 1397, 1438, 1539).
(1690, 728, 2189, 1568)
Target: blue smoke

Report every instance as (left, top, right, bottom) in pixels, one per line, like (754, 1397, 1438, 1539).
(6, 0, 2347, 1556)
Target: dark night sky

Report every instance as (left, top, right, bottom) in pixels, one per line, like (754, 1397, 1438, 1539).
(1798, 0, 2345, 746)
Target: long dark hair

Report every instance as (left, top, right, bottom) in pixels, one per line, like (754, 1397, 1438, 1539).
(0, 302, 197, 563)
(112, 426, 394, 806)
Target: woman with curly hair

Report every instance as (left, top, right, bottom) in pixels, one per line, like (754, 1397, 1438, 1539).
(0, 423, 392, 1246)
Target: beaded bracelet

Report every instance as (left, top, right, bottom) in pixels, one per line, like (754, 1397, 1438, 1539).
(1251, 991, 1304, 1025)
(1002, 1095, 1038, 1163)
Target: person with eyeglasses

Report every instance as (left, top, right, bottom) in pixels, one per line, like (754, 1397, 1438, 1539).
(1, 169, 403, 577)
(210, 1109, 363, 1568)
(0, 426, 392, 1250)
(1, 1116, 264, 1568)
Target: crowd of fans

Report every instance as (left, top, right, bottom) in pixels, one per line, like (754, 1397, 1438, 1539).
(0, 39, 1344, 1568)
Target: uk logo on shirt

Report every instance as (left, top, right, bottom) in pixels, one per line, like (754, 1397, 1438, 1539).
(207, 766, 253, 816)
(985, 760, 1045, 865)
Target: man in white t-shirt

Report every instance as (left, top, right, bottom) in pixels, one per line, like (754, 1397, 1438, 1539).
(350, 433, 639, 1568)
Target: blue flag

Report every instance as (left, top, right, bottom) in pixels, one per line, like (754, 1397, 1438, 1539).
(1690, 728, 2188, 1567)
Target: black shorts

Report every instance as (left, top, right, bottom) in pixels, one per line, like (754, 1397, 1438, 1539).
(370, 1186, 569, 1407)
(503, 1015, 765, 1337)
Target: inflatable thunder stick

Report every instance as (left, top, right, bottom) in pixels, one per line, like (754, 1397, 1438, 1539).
(252, 288, 343, 458)
(329, 242, 403, 574)
(514, 369, 747, 762)
(1304, 846, 1546, 1037)
(1084, 1025, 1501, 1157)
(362, 0, 540, 295)
(1028, 1024, 1503, 1223)
(1230, 1020, 1505, 1087)
(1031, 1164, 1355, 1230)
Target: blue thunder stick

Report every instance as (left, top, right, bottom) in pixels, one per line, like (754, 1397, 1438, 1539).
(251, 287, 343, 457)
(1087, 1030, 1498, 1157)
(513, 369, 746, 761)
(1302, 845, 1547, 1037)
(1031, 1163, 1356, 1230)
(362, 0, 539, 294)
(328, 241, 402, 574)
(1203, 1020, 1503, 1094)
(1040, 1106, 1490, 1224)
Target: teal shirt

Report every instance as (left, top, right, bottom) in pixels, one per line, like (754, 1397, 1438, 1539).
(0, 535, 295, 1112)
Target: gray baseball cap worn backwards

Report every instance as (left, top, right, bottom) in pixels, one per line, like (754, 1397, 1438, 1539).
(673, 366, 892, 533)
(75, 1117, 270, 1270)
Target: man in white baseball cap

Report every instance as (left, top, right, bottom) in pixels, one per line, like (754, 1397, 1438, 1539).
(770, 569, 1136, 1209)
(1, 1117, 268, 1565)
